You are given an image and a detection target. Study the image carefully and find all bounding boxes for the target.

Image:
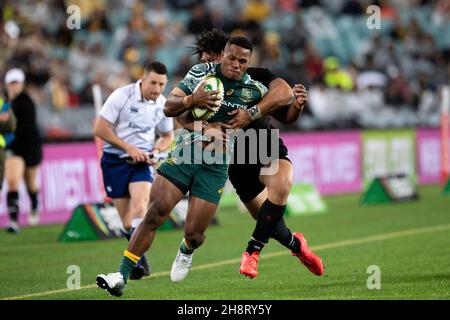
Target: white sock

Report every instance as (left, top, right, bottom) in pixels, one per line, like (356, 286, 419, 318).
(131, 218, 143, 229)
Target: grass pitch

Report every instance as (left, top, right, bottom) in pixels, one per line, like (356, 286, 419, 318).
(1, 185, 449, 300)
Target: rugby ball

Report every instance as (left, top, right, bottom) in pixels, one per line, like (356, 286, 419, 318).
(191, 76, 224, 120)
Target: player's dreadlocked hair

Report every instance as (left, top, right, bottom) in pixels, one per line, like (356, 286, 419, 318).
(189, 28, 229, 61)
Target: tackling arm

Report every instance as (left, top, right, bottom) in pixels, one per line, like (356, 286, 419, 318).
(258, 78, 294, 116)
(228, 78, 294, 129)
(270, 84, 308, 124)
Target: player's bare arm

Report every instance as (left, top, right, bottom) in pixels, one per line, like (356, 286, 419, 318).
(271, 84, 308, 124)
(164, 84, 220, 117)
(94, 116, 150, 163)
(227, 78, 293, 129)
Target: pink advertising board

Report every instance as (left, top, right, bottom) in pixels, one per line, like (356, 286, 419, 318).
(280, 130, 362, 195)
(0, 142, 104, 227)
(416, 128, 450, 184)
(1, 128, 445, 227)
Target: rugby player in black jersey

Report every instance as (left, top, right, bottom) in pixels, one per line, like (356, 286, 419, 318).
(4, 68, 42, 233)
(169, 29, 323, 279)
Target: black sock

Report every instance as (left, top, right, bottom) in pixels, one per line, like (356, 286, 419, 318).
(271, 218, 300, 253)
(246, 238, 266, 255)
(138, 253, 149, 267)
(246, 199, 286, 254)
(7, 191, 19, 222)
(121, 228, 131, 241)
(28, 190, 38, 211)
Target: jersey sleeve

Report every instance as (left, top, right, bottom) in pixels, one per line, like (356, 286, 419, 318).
(99, 89, 126, 124)
(247, 67, 277, 87)
(256, 81, 269, 98)
(177, 63, 215, 95)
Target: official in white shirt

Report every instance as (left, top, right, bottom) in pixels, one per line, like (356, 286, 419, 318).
(94, 61, 174, 279)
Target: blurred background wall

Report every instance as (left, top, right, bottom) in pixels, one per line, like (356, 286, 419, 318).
(1, 0, 449, 141)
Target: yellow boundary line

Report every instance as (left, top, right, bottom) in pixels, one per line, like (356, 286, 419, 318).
(3, 223, 450, 300)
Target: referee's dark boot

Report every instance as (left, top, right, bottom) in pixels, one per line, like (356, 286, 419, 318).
(129, 255, 151, 280)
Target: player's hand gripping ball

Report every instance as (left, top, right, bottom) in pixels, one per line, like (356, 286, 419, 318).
(191, 76, 224, 120)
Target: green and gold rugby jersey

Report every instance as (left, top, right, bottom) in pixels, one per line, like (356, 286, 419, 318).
(177, 62, 268, 163)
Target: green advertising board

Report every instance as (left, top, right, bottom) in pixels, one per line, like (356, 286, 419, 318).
(361, 130, 416, 191)
(285, 183, 327, 216)
(218, 182, 326, 216)
(219, 190, 238, 209)
(59, 202, 123, 242)
(59, 202, 185, 242)
(361, 174, 419, 205)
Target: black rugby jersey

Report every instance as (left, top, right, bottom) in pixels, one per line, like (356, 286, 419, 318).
(9, 92, 42, 147)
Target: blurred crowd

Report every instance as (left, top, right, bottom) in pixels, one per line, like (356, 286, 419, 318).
(0, 0, 449, 139)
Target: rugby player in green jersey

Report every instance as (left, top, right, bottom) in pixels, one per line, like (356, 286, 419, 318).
(172, 29, 323, 280)
(96, 36, 279, 296)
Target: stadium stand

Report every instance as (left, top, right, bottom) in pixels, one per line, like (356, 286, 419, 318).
(1, 0, 449, 139)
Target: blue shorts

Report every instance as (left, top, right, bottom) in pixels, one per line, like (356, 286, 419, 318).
(101, 152, 154, 198)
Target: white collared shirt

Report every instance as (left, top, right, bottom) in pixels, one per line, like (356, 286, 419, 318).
(99, 80, 173, 156)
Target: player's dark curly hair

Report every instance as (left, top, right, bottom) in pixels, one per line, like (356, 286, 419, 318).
(189, 28, 229, 61)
